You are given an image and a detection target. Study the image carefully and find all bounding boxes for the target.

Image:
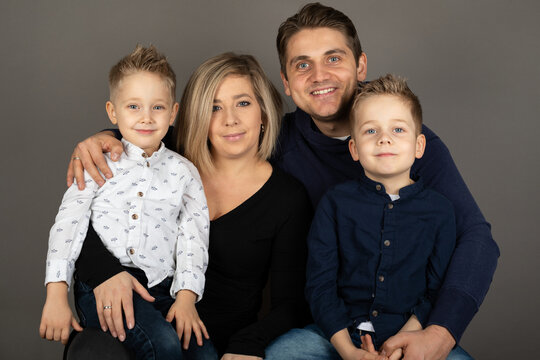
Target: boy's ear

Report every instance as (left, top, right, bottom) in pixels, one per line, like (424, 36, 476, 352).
(349, 138, 360, 161)
(106, 101, 117, 125)
(415, 134, 426, 159)
(280, 71, 291, 96)
(356, 53, 367, 82)
(170, 102, 179, 125)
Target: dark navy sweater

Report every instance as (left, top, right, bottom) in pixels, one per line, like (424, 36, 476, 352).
(305, 175, 456, 347)
(272, 108, 499, 342)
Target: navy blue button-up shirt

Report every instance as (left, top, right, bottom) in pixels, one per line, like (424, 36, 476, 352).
(305, 174, 456, 347)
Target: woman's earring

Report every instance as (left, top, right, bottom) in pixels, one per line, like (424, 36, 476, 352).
(259, 124, 265, 145)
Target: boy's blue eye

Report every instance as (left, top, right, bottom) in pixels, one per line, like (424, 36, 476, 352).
(366, 129, 376, 134)
(394, 128, 404, 133)
(238, 101, 250, 107)
(212, 105, 221, 112)
(154, 105, 164, 110)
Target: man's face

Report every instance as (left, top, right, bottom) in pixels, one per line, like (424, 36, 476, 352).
(281, 27, 367, 123)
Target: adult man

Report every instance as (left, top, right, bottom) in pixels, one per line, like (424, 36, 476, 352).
(68, 3, 498, 359)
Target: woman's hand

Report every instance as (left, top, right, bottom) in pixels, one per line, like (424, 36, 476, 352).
(166, 290, 209, 349)
(93, 271, 155, 341)
(67, 131, 123, 189)
(221, 354, 263, 360)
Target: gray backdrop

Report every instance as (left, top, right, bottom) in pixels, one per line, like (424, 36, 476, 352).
(1, 1, 538, 359)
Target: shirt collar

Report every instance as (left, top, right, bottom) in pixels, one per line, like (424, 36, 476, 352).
(121, 138, 166, 162)
(359, 172, 424, 201)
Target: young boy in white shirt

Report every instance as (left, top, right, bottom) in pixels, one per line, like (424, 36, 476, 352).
(39, 45, 209, 359)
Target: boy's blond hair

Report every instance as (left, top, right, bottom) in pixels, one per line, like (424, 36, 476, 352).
(175, 52, 283, 174)
(109, 45, 176, 100)
(351, 74, 423, 136)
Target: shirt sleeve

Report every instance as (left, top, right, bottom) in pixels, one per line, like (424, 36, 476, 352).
(170, 163, 210, 300)
(304, 192, 353, 340)
(411, 196, 457, 326)
(413, 125, 500, 342)
(45, 174, 98, 288)
(224, 183, 313, 358)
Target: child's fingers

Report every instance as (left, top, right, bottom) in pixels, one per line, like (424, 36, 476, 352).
(182, 323, 192, 350)
(39, 321, 46, 339)
(192, 323, 203, 346)
(53, 327, 62, 342)
(388, 349, 402, 360)
(175, 316, 185, 343)
(200, 319, 209, 340)
(61, 327, 71, 345)
(45, 326, 54, 341)
(363, 333, 377, 354)
(71, 316, 83, 332)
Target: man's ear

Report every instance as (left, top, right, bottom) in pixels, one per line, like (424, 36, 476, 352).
(415, 134, 426, 159)
(280, 71, 291, 96)
(349, 138, 360, 161)
(106, 101, 117, 125)
(356, 52, 367, 82)
(170, 102, 180, 125)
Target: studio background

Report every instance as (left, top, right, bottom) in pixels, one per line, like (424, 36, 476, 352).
(1, 1, 538, 358)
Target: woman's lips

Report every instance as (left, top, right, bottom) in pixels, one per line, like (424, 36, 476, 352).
(223, 132, 245, 141)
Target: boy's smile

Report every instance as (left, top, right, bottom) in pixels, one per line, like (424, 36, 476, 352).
(106, 71, 179, 156)
(349, 94, 425, 193)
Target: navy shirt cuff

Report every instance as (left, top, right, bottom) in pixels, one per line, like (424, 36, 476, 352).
(426, 287, 478, 342)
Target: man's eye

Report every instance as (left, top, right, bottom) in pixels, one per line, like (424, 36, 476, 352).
(329, 56, 340, 63)
(297, 62, 310, 70)
(238, 101, 250, 107)
(212, 105, 221, 112)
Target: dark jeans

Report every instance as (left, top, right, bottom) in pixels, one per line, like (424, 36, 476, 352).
(74, 268, 217, 360)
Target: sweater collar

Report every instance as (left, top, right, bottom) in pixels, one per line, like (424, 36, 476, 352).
(359, 172, 424, 201)
(294, 107, 351, 149)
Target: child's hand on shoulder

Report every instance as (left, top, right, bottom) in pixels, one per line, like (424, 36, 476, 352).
(166, 289, 209, 350)
(39, 282, 83, 345)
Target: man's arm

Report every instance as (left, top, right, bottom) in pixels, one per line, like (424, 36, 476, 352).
(413, 125, 499, 342)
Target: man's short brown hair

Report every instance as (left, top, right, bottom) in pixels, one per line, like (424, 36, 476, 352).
(351, 74, 423, 135)
(276, 2, 363, 78)
(109, 45, 176, 100)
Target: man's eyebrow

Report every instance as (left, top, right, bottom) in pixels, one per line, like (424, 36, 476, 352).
(288, 49, 348, 67)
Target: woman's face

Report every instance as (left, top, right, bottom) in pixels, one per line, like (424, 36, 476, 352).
(209, 75, 263, 161)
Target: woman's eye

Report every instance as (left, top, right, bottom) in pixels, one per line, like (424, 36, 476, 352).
(238, 101, 250, 107)
(212, 105, 221, 112)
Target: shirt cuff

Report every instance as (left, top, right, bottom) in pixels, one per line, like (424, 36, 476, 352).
(426, 287, 478, 343)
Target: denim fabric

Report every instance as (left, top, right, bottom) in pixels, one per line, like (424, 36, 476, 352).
(265, 324, 474, 360)
(74, 269, 219, 360)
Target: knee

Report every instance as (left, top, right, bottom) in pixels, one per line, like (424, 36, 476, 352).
(128, 323, 182, 360)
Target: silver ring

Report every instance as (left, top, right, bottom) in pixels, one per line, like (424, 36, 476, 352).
(103, 305, 112, 310)
(72, 156, 81, 160)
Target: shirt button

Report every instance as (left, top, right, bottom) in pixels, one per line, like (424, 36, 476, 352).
(142, 153, 148, 158)
(379, 275, 385, 282)
(372, 310, 379, 317)
(146, 162, 150, 167)
(132, 214, 138, 220)
(388, 203, 394, 209)
(129, 248, 135, 255)
(384, 240, 391, 247)
(376, 184, 381, 191)
(371, 293, 375, 298)
(138, 192, 143, 197)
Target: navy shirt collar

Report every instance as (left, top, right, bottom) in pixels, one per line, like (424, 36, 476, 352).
(359, 172, 424, 201)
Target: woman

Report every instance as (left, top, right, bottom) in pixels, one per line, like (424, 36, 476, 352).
(69, 53, 312, 359)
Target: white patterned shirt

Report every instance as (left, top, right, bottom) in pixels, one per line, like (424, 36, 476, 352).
(45, 139, 209, 299)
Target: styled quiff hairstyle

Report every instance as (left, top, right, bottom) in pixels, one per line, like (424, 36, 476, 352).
(175, 52, 283, 174)
(277, 2, 363, 78)
(108, 45, 176, 100)
(351, 74, 423, 136)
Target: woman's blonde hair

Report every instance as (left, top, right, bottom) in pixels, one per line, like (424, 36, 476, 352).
(175, 52, 283, 174)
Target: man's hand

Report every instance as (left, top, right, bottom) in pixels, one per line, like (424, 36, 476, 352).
(67, 131, 123, 189)
(381, 325, 456, 360)
(165, 290, 209, 350)
(221, 354, 262, 360)
(93, 271, 155, 341)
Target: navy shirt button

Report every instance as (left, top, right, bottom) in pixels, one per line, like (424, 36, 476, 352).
(376, 184, 382, 191)
(384, 240, 391, 247)
(379, 275, 385, 282)
(372, 310, 379, 317)
(388, 203, 394, 209)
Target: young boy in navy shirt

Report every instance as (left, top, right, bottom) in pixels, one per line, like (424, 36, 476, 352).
(305, 74, 456, 360)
